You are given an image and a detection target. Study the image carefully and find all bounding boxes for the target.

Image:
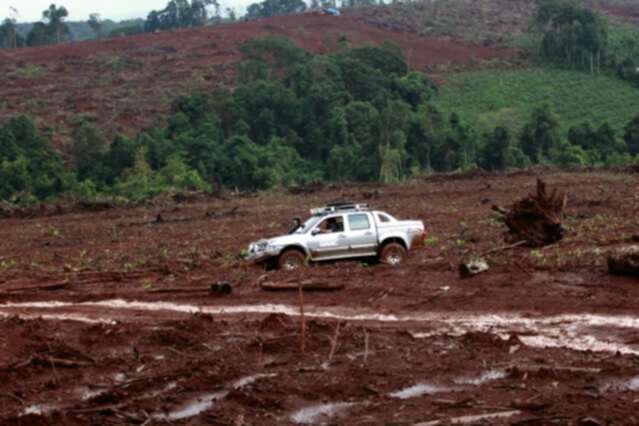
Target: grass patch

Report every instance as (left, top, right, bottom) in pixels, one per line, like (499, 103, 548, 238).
(14, 64, 46, 78)
(433, 67, 639, 135)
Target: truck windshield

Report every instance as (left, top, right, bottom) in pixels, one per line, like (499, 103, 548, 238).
(294, 215, 322, 234)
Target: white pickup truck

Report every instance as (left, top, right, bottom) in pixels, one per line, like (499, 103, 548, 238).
(247, 202, 426, 270)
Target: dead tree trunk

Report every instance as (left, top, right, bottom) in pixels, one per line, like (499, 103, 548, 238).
(492, 179, 567, 247)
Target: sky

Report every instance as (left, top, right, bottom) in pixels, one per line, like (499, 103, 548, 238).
(1, 0, 250, 23)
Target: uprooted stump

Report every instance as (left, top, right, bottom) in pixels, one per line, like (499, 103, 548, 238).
(608, 246, 639, 276)
(493, 179, 567, 247)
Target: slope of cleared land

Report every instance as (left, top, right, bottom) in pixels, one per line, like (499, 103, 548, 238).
(356, 0, 639, 46)
(0, 170, 639, 423)
(432, 68, 639, 134)
(0, 13, 513, 147)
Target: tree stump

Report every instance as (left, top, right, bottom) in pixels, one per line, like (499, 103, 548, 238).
(493, 179, 567, 247)
(608, 246, 639, 276)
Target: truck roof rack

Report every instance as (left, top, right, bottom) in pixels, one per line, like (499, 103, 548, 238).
(310, 202, 369, 215)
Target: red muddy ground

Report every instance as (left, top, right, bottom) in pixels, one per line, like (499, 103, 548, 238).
(0, 13, 513, 147)
(1, 170, 639, 424)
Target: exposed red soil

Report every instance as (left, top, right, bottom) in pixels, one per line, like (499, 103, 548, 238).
(0, 13, 513, 147)
(1, 170, 639, 424)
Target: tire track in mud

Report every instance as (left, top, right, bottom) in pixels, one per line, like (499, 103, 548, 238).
(2, 299, 639, 355)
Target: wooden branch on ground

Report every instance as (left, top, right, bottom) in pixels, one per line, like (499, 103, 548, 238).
(33, 355, 93, 368)
(325, 322, 341, 366)
(298, 281, 306, 355)
(8, 355, 93, 370)
(480, 240, 527, 257)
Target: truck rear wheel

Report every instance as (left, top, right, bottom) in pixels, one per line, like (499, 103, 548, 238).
(277, 249, 306, 271)
(379, 242, 406, 266)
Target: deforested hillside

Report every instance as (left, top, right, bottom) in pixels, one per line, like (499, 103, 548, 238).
(356, 0, 639, 46)
(0, 13, 513, 146)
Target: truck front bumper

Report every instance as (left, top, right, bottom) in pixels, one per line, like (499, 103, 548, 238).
(247, 242, 281, 263)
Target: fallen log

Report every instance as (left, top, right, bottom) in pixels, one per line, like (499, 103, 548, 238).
(492, 179, 567, 247)
(146, 282, 232, 294)
(608, 246, 639, 276)
(261, 280, 344, 291)
(0, 282, 68, 293)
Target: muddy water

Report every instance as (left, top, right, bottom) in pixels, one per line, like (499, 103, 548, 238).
(2, 300, 639, 355)
(389, 383, 449, 399)
(290, 402, 356, 424)
(453, 369, 507, 385)
(153, 391, 227, 421)
(152, 373, 277, 421)
(414, 410, 522, 426)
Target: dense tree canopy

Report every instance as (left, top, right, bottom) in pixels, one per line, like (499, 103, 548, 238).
(246, 0, 306, 19)
(23, 4, 71, 47)
(144, 0, 220, 32)
(534, 0, 608, 73)
(0, 19, 23, 48)
(0, 36, 637, 203)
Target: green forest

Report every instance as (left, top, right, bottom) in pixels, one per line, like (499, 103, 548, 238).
(2, 35, 639, 204)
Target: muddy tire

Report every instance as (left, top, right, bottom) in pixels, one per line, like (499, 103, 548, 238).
(379, 242, 406, 266)
(277, 249, 306, 271)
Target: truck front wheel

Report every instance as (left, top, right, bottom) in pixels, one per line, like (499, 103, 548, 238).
(379, 242, 406, 266)
(277, 249, 306, 271)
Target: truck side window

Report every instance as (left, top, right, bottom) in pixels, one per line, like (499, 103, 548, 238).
(318, 216, 344, 233)
(377, 214, 391, 223)
(349, 214, 370, 231)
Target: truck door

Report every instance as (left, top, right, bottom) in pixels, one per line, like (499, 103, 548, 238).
(307, 215, 349, 260)
(346, 213, 377, 256)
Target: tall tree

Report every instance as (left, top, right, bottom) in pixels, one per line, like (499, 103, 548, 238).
(42, 4, 69, 43)
(88, 13, 102, 38)
(520, 104, 561, 163)
(624, 115, 639, 157)
(146, 0, 220, 32)
(246, 0, 306, 19)
(26, 22, 50, 47)
(535, 0, 607, 73)
(480, 126, 511, 171)
(0, 19, 18, 48)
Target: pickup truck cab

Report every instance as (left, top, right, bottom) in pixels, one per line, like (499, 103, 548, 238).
(247, 202, 426, 270)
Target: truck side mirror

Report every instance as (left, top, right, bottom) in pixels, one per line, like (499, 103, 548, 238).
(311, 228, 321, 236)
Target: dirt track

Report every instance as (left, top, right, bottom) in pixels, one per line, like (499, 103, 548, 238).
(1, 170, 639, 424)
(0, 13, 513, 147)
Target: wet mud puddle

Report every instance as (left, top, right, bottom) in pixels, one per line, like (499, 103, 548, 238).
(2, 299, 639, 355)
